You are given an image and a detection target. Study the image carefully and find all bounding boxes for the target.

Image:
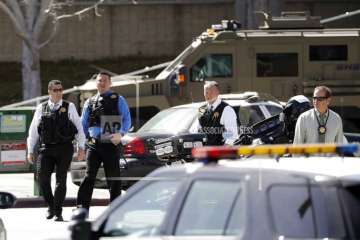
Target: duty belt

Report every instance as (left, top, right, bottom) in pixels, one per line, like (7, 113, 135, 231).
(41, 142, 72, 148)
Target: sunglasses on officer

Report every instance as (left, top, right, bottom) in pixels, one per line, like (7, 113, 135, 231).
(312, 96, 328, 101)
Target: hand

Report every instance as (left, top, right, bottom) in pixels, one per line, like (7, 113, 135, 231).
(27, 153, 34, 164)
(110, 133, 122, 146)
(77, 148, 85, 161)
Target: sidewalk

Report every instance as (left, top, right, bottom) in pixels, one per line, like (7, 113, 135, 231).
(0, 172, 110, 207)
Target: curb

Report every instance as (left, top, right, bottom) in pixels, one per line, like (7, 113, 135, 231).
(14, 197, 109, 208)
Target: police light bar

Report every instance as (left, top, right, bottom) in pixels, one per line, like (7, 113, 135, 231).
(192, 143, 359, 160)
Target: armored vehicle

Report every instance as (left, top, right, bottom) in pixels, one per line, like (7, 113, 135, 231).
(75, 11, 360, 131)
(4, 12, 360, 132)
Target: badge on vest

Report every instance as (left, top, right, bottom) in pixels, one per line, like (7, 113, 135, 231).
(212, 112, 220, 120)
(318, 126, 326, 135)
(59, 107, 66, 113)
(110, 94, 117, 99)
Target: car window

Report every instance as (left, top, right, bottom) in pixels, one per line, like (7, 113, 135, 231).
(175, 180, 244, 236)
(265, 104, 283, 116)
(342, 185, 360, 238)
(190, 54, 233, 81)
(269, 184, 346, 238)
(237, 106, 264, 126)
(138, 108, 198, 134)
(103, 180, 180, 237)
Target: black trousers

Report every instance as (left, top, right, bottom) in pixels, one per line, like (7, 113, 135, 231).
(77, 143, 121, 210)
(38, 143, 73, 215)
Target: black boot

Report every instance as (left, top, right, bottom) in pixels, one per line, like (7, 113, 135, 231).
(46, 208, 54, 219)
(54, 215, 64, 221)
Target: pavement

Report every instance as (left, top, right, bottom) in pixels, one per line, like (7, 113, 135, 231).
(0, 172, 110, 208)
(1, 206, 108, 240)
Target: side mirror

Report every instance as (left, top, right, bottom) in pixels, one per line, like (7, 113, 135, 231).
(0, 192, 16, 209)
(70, 208, 91, 240)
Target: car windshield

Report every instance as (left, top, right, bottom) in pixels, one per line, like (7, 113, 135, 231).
(137, 107, 198, 134)
(103, 180, 181, 237)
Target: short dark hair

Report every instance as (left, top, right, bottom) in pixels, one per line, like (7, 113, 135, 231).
(48, 80, 62, 90)
(314, 86, 332, 98)
(98, 72, 112, 79)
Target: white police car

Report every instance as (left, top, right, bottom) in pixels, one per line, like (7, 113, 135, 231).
(70, 143, 360, 240)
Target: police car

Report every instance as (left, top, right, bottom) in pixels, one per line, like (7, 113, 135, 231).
(70, 92, 283, 189)
(70, 144, 360, 240)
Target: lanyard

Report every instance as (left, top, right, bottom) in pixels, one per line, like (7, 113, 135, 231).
(314, 109, 329, 135)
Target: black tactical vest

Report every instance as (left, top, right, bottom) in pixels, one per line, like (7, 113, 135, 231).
(88, 93, 121, 130)
(198, 101, 229, 146)
(38, 101, 78, 145)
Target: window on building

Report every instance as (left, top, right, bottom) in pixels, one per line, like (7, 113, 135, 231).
(309, 45, 348, 61)
(257, 53, 298, 77)
(190, 54, 233, 81)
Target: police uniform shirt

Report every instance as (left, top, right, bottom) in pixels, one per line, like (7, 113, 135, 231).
(293, 108, 345, 144)
(27, 99, 86, 154)
(190, 97, 239, 145)
(81, 91, 132, 139)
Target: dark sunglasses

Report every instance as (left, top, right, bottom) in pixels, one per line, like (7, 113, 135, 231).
(312, 96, 328, 101)
(51, 88, 63, 93)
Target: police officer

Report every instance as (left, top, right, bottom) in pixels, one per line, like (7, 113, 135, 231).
(190, 81, 238, 145)
(27, 80, 86, 221)
(77, 72, 131, 211)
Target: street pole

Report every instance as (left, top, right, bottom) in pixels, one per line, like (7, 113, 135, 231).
(136, 80, 140, 130)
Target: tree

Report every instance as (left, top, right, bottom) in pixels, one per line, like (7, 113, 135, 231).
(0, 0, 104, 100)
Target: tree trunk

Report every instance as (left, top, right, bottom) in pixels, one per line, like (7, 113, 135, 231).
(21, 41, 41, 100)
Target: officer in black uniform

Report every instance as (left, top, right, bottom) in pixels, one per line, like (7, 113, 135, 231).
(77, 72, 131, 211)
(190, 81, 238, 145)
(27, 80, 86, 221)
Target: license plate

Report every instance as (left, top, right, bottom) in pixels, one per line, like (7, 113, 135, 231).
(183, 141, 203, 148)
(155, 141, 174, 156)
(193, 141, 203, 148)
(170, 160, 183, 165)
(155, 145, 174, 156)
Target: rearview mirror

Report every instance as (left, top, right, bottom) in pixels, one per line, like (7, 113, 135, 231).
(0, 192, 16, 209)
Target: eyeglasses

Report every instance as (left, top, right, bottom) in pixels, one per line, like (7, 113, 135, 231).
(312, 96, 328, 101)
(51, 88, 63, 93)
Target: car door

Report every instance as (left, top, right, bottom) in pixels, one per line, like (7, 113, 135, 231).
(160, 171, 249, 238)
